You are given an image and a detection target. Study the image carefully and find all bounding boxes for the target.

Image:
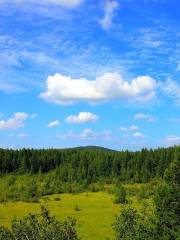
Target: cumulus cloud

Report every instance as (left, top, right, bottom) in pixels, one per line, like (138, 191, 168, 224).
(47, 120, 60, 128)
(120, 124, 138, 132)
(134, 113, 158, 122)
(66, 112, 99, 124)
(165, 135, 180, 145)
(132, 132, 145, 138)
(100, 0, 119, 30)
(40, 72, 156, 105)
(0, 112, 28, 130)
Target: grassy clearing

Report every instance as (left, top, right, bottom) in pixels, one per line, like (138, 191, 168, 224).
(0, 191, 152, 240)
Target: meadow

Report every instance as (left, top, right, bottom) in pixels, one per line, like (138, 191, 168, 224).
(0, 191, 150, 240)
(0, 147, 178, 240)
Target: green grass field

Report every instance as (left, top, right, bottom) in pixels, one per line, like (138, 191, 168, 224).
(0, 191, 149, 240)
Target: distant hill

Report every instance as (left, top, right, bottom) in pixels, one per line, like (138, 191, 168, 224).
(68, 146, 117, 152)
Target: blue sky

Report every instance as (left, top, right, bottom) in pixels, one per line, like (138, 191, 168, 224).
(0, 0, 180, 150)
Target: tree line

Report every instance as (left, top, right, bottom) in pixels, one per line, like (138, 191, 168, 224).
(0, 146, 179, 183)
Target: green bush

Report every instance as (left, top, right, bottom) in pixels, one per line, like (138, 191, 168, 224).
(54, 197, 61, 201)
(74, 204, 81, 211)
(114, 184, 127, 204)
(0, 206, 80, 240)
(113, 205, 157, 240)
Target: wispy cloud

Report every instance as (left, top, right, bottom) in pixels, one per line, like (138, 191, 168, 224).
(57, 129, 113, 141)
(160, 79, 180, 106)
(100, 0, 119, 30)
(19, 133, 28, 138)
(47, 120, 60, 128)
(165, 135, 180, 146)
(0, 81, 25, 94)
(134, 113, 158, 122)
(119, 125, 138, 132)
(0, 0, 84, 8)
(168, 118, 180, 123)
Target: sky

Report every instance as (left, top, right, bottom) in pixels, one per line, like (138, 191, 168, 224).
(0, 0, 180, 150)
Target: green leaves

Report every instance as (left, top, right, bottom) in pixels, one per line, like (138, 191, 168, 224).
(114, 184, 127, 204)
(0, 206, 80, 240)
(113, 205, 157, 240)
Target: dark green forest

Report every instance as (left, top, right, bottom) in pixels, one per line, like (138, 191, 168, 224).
(0, 146, 179, 183)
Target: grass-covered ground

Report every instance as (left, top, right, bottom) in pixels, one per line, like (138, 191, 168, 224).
(0, 191, 151, 240)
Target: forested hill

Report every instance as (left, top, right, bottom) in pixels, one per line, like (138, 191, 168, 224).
(0, 146, 179, 183)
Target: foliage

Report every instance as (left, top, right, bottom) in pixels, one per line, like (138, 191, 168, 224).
(0, 146, 178, 184)
(114, 184, 127, 204)
(0, 206, 80, 240)
(113, 205, 157, 240)
(154, 156, 180, 240)
(113, 206, 138, 239)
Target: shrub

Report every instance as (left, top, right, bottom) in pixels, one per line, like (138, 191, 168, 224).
(113, 206, 138, 239)
(74, 204, 81, 211)
(0, 206, 80, 240)
(113, 205, 157, 240)
(114, 184, 127, 204)
(54, 197, 61, 201)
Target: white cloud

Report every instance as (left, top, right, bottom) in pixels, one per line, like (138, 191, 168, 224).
(120, 124, 138, 132)
(0, 112, 28, 130)
(40, 72, 156, 105)
(134, 113, 158, 122)
(100, 0, 119, 30)
(0, 112, 4, 119)
(80, 128, 97, 139)
(161, 79, 180, 106)
(168, 118, 180, 123)
(30, 113, 37, 119)
(120, 126, 128, 132)
(101, 130, 112, 141)
(0, 81, 25, 93)
(57, 130, 74, 140)
(47, 120, 60, 128)
(14, 112, 28, 120)
(176, 62, 180, 72)
(19, 133, 28, 138)
(39, 0, 83, 7)
(66, 112, 99, 123)
(130, 124, 139, 130)
(132, 132, 145, 138)
(57, 129, 112, 141)
(0, 0, 83, 8)
(8, 134, 14, 137)
(165, 135, 180, 145)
